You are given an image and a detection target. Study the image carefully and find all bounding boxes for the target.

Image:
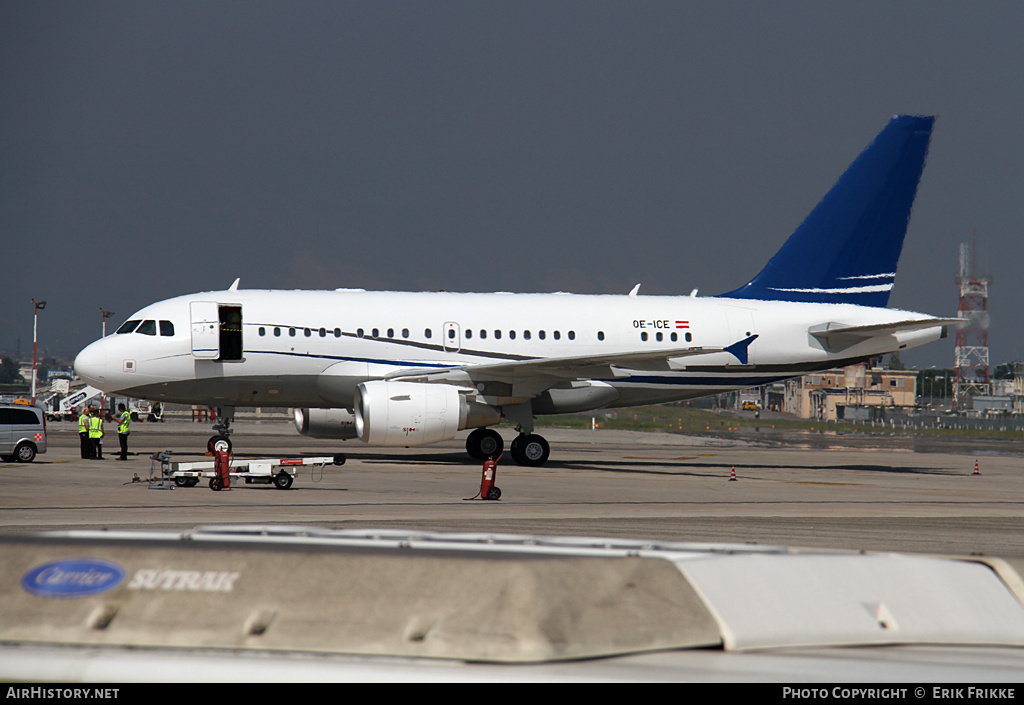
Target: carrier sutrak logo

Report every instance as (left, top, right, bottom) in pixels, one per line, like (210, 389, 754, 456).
(21, 558, 126, 598)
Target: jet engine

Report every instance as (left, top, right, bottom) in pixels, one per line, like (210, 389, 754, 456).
(354, 380, 500, 446)
(293, 407, 359, 440)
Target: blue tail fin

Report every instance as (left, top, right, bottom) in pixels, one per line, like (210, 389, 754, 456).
(718, 115, 934, 307)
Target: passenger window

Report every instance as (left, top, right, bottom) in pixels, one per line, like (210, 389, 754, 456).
(274, 327, 281, 337)
(117, 320, 141, 334)
(641, 332, 648, 341)
(402, 328, 409, 338)
(494, 330, 501, 339)
(568, 331, 576, 340)
(448, 329, 455, 339)
(509, 331, 516, 340)
(424, 328, 432, 339)
(289, 328, 296, 337)
(372, 328, 379, 338)
(357, 328, 364, 338)
(319, 328, 326, 337)
(685, 332, 692, 342)
(480, 330, 487, 339)
(258, 327, 266, 337)
(136, 320, 157, 336)
(538, 330, 545, 340)
(388, 328, 394, 338)
(554, 331, 560, 340)
(671, 332, 678, 342)
(597, 331, 605, 341)
(334, 328, 341, 337)
(524, 330, 531, 340)
(304, 328, 311, 337)
(656, 332, 663, 342)
(465, 329, 472, 339)
(160, 321, 174, 337)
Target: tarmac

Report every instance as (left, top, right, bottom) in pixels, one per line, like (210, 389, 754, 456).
(3, 416, 1023, 557)
(3, 416, 1024, 682)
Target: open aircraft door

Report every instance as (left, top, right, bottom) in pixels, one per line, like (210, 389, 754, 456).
(191, 302, 244, 361)
(190, 302, 220, 359)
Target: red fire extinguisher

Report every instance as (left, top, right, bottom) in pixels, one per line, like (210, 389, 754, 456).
(480, 453, 502, 500)
(211, 447, 231, 491)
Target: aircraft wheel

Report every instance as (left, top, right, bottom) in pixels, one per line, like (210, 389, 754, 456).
(273, 472, 294, 489)
(510, 434, 549, 467)
(466, 428, 503, 459)
(208, 435, 232, 454)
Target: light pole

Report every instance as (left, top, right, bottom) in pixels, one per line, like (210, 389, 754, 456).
(31, 299, 46, 405)
(100, 309, 115, 337)
(99, 309, 115, 414)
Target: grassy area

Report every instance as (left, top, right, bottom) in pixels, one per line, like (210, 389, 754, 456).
(519, 405, 1024, 440)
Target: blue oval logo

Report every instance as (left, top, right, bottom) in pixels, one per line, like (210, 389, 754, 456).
(21, 558, 126, 598)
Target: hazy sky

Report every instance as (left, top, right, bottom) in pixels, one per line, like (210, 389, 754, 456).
(2, 1, 1022, 370)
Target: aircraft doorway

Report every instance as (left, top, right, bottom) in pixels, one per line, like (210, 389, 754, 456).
(219, 305, 243, 361)
(190, 302, 243, 361)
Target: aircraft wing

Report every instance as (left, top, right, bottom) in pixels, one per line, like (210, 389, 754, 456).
(385, 345, 726, 388)
(809, 317, 960, 353)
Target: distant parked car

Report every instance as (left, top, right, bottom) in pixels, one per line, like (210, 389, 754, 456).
(741, 401, 761, 411)
(0, 404, 47, 462)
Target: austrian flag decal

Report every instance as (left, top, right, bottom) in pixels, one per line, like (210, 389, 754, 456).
(675, 321, 690, 329)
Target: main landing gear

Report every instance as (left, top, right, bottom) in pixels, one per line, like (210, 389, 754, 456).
(466, 428, 503, 459)
(466, 427, 550, 467)
(509, 433, 549, 467)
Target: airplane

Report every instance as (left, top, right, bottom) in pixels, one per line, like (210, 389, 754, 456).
(74, 115, 957, 467)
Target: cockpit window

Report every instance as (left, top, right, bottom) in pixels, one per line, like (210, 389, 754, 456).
(159, 320, 174, 337)
(136, 320, 157, 336)
(116, 320, 141, 334)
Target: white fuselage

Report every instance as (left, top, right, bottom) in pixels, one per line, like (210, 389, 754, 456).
(74, 288, 944, 414)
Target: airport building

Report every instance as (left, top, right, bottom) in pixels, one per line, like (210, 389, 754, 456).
(783, 363, 918, 421)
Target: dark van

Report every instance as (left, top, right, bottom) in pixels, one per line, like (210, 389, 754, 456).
(0, 404, 47, 462)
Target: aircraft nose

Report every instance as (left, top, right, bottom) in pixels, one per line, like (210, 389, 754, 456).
(74, 340, 108, 387)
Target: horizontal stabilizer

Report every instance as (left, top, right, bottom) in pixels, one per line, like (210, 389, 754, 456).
(809, 318, 959, 353)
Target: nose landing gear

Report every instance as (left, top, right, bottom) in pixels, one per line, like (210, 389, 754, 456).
(207, 405, 234, 455)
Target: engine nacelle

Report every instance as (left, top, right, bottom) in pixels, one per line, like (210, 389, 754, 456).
(354, 381, 499, 446)
(293, 407, 359, 440)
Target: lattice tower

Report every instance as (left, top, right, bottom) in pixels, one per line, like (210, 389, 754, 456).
(953, 241, 992, 410)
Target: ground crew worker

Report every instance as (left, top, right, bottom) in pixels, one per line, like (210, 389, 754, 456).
(78, 406, 92, 459)
(116, 403, 131, 461)
(88, 408, 104, 460)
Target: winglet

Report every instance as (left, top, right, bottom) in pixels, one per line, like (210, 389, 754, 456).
(724, 334, 759, 364)
(228, 278, 240, 291)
